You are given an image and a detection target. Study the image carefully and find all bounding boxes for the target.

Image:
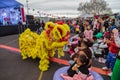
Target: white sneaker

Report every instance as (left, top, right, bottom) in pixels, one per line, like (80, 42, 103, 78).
(108, 72, 112, 76)
(102, 67, 109, 70)
(74, 48, 78, 53)
(98, 58, 102, 63)
(101, 58, 106, 63)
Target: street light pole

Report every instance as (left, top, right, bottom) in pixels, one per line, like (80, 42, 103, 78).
(26, 0, 29, 28)
(39, 8, 41, 17)
(26, 0, 29, 15)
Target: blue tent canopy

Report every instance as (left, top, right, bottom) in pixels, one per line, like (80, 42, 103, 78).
(0, 0, 23, 8)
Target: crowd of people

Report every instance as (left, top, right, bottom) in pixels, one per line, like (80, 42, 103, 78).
(57, 16, 120, 80)
(35, 16, 120, 80)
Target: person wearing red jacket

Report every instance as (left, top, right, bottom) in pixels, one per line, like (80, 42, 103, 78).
(102, 35, 119, 76)
(111, 27, 120, 80)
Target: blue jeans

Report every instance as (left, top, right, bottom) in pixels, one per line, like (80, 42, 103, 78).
(106, 51, 117, 71)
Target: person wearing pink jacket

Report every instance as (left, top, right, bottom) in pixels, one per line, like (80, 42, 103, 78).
(84, 25, 93, 41)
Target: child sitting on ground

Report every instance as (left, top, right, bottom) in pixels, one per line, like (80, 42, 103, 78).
(61, 54, 94, 80)
(93, 36, 108, 63)
(69, 38, 93, 65)
(67, 54, 89, 77)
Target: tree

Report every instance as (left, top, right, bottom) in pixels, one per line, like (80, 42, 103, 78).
(78, 0, 112, 15)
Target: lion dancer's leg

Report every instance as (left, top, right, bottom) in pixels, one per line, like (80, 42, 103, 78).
(57, 48, 65, 58)
(19, 28, 39, 60)
(38, 40, 50, 71)
(21, 53, 27, 59)
(38, 42, 50, 80)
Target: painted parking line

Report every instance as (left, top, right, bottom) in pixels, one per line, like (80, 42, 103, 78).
(5, 38, 18, 45)
(0, 44, 110, 75)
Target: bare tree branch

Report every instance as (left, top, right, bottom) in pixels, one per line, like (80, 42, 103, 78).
(78, 0, 112, 15)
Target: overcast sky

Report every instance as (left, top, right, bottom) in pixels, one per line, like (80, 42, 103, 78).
(17, 0, 120, 17)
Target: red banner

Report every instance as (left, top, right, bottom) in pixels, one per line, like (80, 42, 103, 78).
(20, 6, 26, 24)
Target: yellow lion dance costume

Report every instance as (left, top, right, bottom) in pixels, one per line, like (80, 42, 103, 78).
(19, 22, 70, 73)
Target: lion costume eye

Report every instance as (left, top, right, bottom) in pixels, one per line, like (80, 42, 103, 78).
(55, 31, 59, 38)
(53, 26, 62, 40)
(45, 22, 54, 30)
(57, 28, 63, 36)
